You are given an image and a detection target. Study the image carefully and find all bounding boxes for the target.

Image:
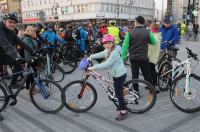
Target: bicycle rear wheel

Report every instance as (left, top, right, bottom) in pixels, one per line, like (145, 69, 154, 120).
(0, 84, 8, 112)
(51, 63, 65, 82)
(63, 80, 97, 112)
(61, 53, 77, 74)
(30, 79, 64, 114)
(158, 61, 172, 91)
(170, 74, 200, 113)
(123, 79, 157, 114)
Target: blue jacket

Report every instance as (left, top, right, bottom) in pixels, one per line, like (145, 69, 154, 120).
(43, 30, 65, 44)
(79, 28, 87, 39)
(159, 25, 179, 50)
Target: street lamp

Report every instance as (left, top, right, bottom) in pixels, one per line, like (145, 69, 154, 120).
(125, 0, 135, 26)
(52, 2, 59, 33)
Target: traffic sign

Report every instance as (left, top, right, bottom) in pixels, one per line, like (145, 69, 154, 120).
(192, 10, 198, 17)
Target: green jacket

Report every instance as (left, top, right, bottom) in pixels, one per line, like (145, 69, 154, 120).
(88, 45, 126, 77)
(22, 35, 38, 62)
(121, 31, 157, 61)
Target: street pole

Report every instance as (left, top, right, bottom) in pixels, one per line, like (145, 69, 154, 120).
(117, 0, 119, 23)
(162, 0, 164, 20)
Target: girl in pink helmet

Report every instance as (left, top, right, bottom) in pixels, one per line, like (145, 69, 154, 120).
(87, 34, 128, 121)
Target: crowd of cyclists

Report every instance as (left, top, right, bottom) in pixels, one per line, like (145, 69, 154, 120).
(0, 11, 199, 121)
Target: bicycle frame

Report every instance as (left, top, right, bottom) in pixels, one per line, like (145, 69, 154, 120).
(82, 70, 115, 99)
(160, 57, 192, 93)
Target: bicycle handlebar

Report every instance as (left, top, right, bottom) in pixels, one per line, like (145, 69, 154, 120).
(185, 47, 199, 61)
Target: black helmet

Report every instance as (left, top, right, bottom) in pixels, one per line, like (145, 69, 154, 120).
(3, 12, 18, 22)
(35, 23, 43, 29)
(47, 23, 54, 29)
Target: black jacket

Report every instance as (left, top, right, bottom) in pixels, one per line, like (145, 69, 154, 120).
(0, 22, 34, 64)
(128, 26, 150, 61)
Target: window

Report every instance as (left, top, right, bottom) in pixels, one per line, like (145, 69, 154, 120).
(77, 5, 80, 13)
(85, 4, 89, 12)
(81, 4, 84, 12)
(101, 3, 105, 12)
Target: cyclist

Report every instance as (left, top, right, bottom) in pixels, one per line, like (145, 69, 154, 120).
(87, 34, 128, 121)
(0, 12, 34, 121)
(43, 23, 66, 45)
(107, 20, 120, 45)
(159, 18, 179, 58)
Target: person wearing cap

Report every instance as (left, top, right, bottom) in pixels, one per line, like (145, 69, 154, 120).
(107, 20, 120, 45)
(159, 18, 179, 50)
(87, 34, 128, 121)
(121, 16, 157, 92)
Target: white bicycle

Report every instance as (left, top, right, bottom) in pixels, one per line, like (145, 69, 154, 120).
(164, 47, 200, 113)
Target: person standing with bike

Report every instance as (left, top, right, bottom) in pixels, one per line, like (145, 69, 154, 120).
(87, 34, 128, 121)
(159, 18, 179, 57)
(121, 16, 157, 92)
(148, 23, 161, 87)
(21, 26, 39, 93)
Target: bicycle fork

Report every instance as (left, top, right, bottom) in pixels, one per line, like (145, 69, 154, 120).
(185, 60, 191, 94)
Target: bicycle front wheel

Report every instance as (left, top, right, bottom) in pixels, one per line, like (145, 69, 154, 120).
(0, 84, 8, 112)
(30, 79, 64, 114)
(63, 80, 97, 112)
(123, 79, 157, 114)
(170, 74, 200, 113)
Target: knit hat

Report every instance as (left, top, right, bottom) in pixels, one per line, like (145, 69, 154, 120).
(135, 16, 145, 24)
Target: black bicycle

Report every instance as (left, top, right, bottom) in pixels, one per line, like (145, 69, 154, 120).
(0, 59, 65, 114)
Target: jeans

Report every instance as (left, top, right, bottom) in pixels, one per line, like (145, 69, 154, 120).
(113, 74, 127, 110)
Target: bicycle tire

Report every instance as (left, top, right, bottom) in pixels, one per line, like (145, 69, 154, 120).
(158, 61, 172, 91)
(62, 53, 77, 74)
(63, 80, 97, 113)
(30, 79, 64, 114)
(51, 62, 65, 82)
(0, 84, 8, 112)
(122, 79, 157, 114)
(170, 74, 200, 113)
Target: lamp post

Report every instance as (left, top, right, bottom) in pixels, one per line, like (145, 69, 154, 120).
(125, 0, 135, 26)
(52, 2, 59, 33)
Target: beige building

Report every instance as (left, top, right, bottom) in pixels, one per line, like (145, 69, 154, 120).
(0, 0, 20, 14)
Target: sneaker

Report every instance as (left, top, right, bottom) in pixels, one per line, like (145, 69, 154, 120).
(115, 110, 128, 121)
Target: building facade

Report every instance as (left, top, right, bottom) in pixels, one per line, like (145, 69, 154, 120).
(171, 0, 200, 24)
(21, 0, 155, 24)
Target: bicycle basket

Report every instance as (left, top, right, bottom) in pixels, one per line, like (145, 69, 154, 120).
(79, 58, 89, 70)
(169, 50, 177, 58)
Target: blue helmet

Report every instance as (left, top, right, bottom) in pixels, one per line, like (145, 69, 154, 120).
(3, 12, 18, 22)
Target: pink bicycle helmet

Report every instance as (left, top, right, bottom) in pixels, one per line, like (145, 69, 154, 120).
(102, 34, 115, 44)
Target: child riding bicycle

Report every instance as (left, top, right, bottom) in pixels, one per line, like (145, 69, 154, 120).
(87, 34, 127, 121)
